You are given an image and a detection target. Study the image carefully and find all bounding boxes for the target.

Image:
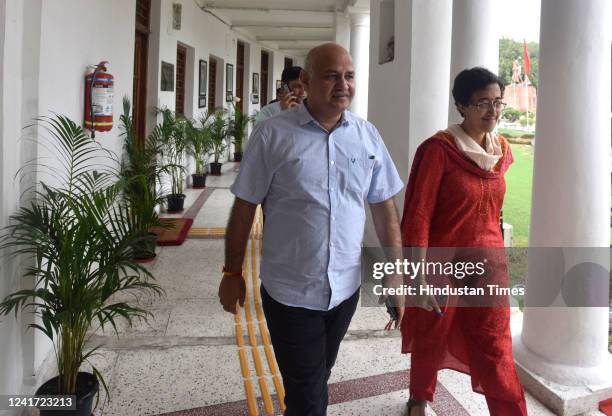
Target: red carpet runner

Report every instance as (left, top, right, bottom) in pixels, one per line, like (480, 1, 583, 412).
(154, 218, 194, 246)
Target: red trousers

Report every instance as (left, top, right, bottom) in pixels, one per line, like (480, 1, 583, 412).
(403, 307, 528, 416)
(410, 360, 527, 415)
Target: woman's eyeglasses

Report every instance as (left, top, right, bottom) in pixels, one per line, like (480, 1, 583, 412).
(469, 100, 507, 112)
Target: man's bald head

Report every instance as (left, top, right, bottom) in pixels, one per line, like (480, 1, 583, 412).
(300, 43, 355, 120)
(304, 43, 352, 75)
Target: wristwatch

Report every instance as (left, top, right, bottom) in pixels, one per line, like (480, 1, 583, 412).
(222, 266, 242, 278)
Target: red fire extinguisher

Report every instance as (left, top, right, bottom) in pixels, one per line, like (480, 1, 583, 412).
(84, 61, 113, 137)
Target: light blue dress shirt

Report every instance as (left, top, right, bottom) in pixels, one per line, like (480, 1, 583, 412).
(231, 102, 404, 311)
(254, 101, 282, 125)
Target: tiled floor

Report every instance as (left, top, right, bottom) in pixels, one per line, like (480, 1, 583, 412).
(83, 163, 603, 416)
(192, 188, 234, 228)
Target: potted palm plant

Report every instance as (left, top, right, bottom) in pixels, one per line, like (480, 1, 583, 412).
(119, 98, 168, 259)
(157, 108, 187, 211)
(228, 102, 253, 162)
(185, 113, 213, 188)
(0, 115, 163, 416)
(208, 108, 229, 175)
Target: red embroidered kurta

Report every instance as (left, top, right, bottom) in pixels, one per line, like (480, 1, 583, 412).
(401, 131, 511, 248)
(400, 131, 526, 406)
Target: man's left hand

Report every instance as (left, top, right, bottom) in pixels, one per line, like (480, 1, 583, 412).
(379, 273, 405, 329)
(218, 275, 246, 314)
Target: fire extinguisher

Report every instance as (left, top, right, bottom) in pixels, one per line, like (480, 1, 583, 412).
(84, 61, 113, 138)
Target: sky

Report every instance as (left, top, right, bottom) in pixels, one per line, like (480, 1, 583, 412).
(497, 0, 541, 43)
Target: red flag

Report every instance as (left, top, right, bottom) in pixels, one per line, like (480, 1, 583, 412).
(523, 39, 531, 77)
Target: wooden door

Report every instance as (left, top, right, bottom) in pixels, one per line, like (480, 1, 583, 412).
(175, 44, 186, 117)
(208, 58, 217, 112)
(284, 57, 293, 69)
(133, 0, 150, 142)
(261, 51, 269, 105)
(236, 42, 245, 112)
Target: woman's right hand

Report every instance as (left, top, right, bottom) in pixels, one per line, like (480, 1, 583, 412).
(413, 279, 443, 315)
(410, 248, 443, 315)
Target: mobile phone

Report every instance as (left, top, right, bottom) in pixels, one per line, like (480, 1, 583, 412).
(280, 83, 291, 95)
(385, 297, 399, 320)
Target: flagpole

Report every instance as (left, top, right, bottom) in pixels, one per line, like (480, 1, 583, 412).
(523, 39, 530, 131)
(524, 75, 529, 130)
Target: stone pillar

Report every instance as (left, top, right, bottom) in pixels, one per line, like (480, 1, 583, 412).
(333, 12, 350, 52)
(447, 0, 498, 124)
(364, 0, 452, 246)
(407, 0, 452, 165)
(349, 12, 370, 118)
(1, 0, 48, 393)
(513, 0, 612, 412)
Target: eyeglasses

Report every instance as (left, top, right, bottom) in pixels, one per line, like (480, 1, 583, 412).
(469, 100, 507, 112)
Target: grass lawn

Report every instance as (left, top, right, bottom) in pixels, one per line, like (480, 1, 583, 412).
(503, 144, 533, 288)
(504, 144, 534, 247)
(503, 143, 612, 245)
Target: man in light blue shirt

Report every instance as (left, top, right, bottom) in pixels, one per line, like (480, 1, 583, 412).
(254, 66, 306, 125)
(219, 43, 404, 415)
(253, 99, 282, 123)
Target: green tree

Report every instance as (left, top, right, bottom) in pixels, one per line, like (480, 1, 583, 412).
(499, 37, 539, 88)
(502, 107, 522, 122)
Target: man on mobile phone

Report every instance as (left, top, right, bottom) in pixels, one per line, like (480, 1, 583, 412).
(254, 66, 306, 124)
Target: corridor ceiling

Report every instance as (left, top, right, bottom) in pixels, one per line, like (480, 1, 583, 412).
(194, 0, 370, 56)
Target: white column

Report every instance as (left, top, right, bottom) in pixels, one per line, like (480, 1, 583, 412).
(333, 12, 350, 51)
(1, 0, 47, 393)
(514, 0, 612, 387)
(364, 0, 452, 246)
(349, 12, 369, 119)
(447, 0, 498, 124)
(407, 0, 452, 166)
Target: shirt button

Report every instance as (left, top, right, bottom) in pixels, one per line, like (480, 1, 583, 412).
(330, 243, 334, 248)
(332, 216, 336, 221)
(330, 160, 335, 165)
(330, 187, 334, 192)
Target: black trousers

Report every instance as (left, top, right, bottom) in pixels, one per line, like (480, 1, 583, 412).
(261, 286, 360, 416)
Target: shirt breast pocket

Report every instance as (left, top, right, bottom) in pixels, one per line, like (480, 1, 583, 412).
(346, 156, 374, 195)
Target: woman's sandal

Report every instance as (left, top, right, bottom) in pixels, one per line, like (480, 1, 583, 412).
(407, 398, 429, 416)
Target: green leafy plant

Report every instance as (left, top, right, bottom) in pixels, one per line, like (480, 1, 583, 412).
(156, 108, 187, 195)
(228, 103, 253, 155)
(0, 115, 164, 398)
(208, 108, 230, 164)
(119, 98, 171, 257)
(185, 113, 214, 175)
(119, 98, 168, 227)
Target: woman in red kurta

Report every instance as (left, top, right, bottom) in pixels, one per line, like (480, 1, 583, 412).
(401, 67, 527, 416)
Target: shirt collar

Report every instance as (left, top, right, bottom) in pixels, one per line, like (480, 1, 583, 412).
(297, 101, 352, 128)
